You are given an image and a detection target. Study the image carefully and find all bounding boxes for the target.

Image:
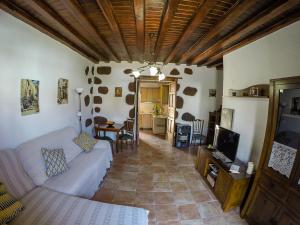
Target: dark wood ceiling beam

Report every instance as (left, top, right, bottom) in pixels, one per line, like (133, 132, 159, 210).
(28, 0, 104, 61)
(154, 0, 180, 61)
(96, 0, 132, 62)
(178, 0, 261, 64)
(61, 0, 120, 62)
(0, 0, 98, 63)
(193, 0, 300, 65)
(133, 0, 145, 61)
(164, 0, 219, 64)
(200, 9, 300, 67)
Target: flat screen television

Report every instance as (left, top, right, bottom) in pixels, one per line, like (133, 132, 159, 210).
(214, 126, 240, 162)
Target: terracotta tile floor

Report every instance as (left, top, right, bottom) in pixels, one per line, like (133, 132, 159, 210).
(92, 131, 248, 225)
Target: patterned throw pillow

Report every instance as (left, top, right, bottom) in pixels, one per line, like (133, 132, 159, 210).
(41, 148, 69, 177)
(0, 183, 24, 224)
(73, 132, 98, 152)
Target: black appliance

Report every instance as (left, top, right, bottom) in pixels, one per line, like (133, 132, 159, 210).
(175, 123, 191, 148)
(214, 126, 240, 161)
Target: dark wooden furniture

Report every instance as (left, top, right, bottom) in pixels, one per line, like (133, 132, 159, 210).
(242, 77, 300, 225)
(196, 146, 250, 212)
(94, 123, 125, 153)
(119, 119, 135, 151)
(206, 111, 221, 145)
(191, 119, 206, 146)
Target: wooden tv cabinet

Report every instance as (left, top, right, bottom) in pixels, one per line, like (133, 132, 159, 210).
(196, 146, 251, 212)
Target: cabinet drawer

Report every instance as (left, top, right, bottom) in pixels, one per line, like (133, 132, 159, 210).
(259, 175, 286, 199)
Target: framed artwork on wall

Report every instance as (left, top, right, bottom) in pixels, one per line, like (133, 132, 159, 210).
(20, 79, 40, 116)
(220, 108, 234, 130)
(57, 78, 68, 104)
(115, 87, 122, 97)
(209, 89, 216, 97)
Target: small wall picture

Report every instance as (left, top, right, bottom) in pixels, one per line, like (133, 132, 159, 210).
(220, 108, 234, 130)
(57, 78, 68, 104)
(115, 87, 122, 97)
(21, 79, 40, 116)
(209, 89, 216, 97)
(291, 97, 300, 115)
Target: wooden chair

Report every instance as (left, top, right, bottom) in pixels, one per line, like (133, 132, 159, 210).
(93, 116, 114, 150)
(191, 119, 206, 146)
(119, 119, 135, 151)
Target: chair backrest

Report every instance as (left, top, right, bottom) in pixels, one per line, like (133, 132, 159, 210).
(94, 116, 108, 125)
(193, 119, 204, 134)
(124, 119, 134, 135)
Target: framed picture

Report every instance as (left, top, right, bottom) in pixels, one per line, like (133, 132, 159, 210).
(115, 87, 122, 97)
(20, 79, 40, 116)
(57, 78, 68, 104)
(209, 89, 216, 97)
(220, 108, 234, 130)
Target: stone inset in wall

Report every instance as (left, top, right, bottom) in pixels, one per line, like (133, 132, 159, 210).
(91, 66, 94, 75)
(95, 107, 101, 113)
(94, 77, 102, 84)
(94, 96, 102, 104)
(90, 87, 93, 95)
(182, 112, 195, 121)
(176, 96, 184, 109)
(128, 82, 136, 92)
(129, 107, 135, 118)
(126, 94, 135, 105)
(84, 95, 90, 107)
(170, 68, 180, 76)
(85, 66, 89, 76)
(183, 87, 197, 96)
(124, 69, 132, 74)
(91, 108, 93, 115)
(88, 78, 92, 84)
(98, 86, 108, 94)
(97, 66, 111, 75)
(175, 111, 178, 119)
(176, 83, 180, 92)
(184, 68, 193, 75)
(85, 118, 92, 127)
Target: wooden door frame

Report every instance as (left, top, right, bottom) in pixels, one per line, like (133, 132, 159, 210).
(133, 75, 181, 145)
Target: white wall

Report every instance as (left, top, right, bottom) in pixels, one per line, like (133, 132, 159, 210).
(223, 21, 300, 164)
(93, 61, 223, 136)
(0, 11, 92, 149)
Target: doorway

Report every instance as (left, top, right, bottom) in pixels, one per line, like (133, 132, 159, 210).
(135, 77, 177, 144)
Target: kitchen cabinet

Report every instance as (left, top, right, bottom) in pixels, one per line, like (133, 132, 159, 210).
(140, 87, 160, 103)
(140, 114, 152, 129)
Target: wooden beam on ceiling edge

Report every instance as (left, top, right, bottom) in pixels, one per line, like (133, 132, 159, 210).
(61, 0, 120, 62)
(164, 0, 219, 64)
(154, 0, 180, 61)
(178, 0, 261, 64)
(0, 0, 98, 63)
(96, 0, 132, 62)
(192, 0, 300, 65)
(28, 0, 104, 61)
(133, 0, 145, 62)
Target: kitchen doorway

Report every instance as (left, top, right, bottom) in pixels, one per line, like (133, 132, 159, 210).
(136, 76, 177, 144)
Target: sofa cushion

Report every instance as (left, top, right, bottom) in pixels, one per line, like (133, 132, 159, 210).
(0, 183, 24, 224)
(10, 187, 148, 225)
(42, 140, 113, 198)
(0, 149, 35, 199)
(17, 127, 83, 185)
(73, 132, 98, 152)
(41, 148, 69, 177)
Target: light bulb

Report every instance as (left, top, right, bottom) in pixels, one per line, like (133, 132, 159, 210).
(150, 66, 158, 76)
(132, 70, 140, 78)
(158, 73, 165, 81)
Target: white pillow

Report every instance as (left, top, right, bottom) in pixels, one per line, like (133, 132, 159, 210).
(17, 127, 82, 185)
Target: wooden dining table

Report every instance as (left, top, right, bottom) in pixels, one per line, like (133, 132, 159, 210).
(94, 123, 125, 153)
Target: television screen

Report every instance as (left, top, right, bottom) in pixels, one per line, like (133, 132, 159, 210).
(215, 126, 240, 161)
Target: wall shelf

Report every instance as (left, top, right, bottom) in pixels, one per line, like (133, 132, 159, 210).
(229, 84, 269, 98)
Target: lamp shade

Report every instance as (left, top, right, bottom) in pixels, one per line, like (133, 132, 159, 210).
(75, 88, 83, 94)
(132, 70, 141, 78)
(150, 66, 158, 76)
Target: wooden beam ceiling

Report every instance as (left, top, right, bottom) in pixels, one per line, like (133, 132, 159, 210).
(0, 0, 299, 65)
(133, 0, 145, 61)
(164, 0, 219, 64)
(96, 0, 132, 62)
(61, 0, 120, 62)
(193, 0, 300, 65)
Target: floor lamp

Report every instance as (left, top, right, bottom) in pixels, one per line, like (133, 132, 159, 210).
(75, 88, 83, 133)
